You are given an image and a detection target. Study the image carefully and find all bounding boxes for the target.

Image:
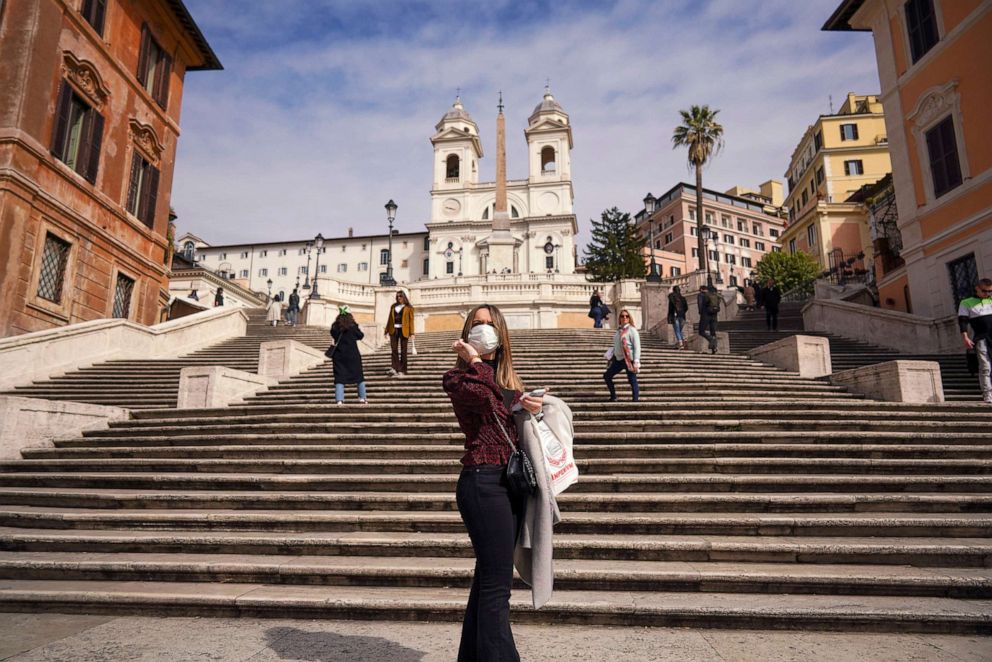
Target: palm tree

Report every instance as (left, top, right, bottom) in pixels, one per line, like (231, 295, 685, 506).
(672, 105, 724, 285)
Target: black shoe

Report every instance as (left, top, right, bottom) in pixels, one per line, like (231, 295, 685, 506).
(608, 396, 618, 402)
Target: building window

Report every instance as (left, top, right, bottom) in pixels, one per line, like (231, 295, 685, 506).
(423, 258, 429, 275)
(737, 220, 746, 232)
(815, 167, 825, 185)
(446, 154, 460, 180)
(125, 152, 160, 229)
(721, 214, 731, 228)
(705, 211, 714, 223)
(925, 116, 963, 198)
(769, 229, 779, 239)
(807, 225, 817, 247)
(688, 208, 696, 221)
(723, 234, 734, 245)
(240, 251, 249, 259)
(111, 272, 135, 319)
(80, 0, 107, 35)
(320, 264, 327, 273)
(358, 262, 368, 272)
(844, 160, 864, 176)
(725, 254, 736, 265)
(541, 146, 557, 172)
(50, 82, 103, 184)
(755, 241, 765, 251)
(259, 268, 268, 277)
(741, 256, 752, 268)
(691, 248, 698, 258)
(337, 263, 347, 273)
(545, 256, 554, 269)
(446, 261, 454, 274)
(708, 250, 719, 261)
(279, 249, 287, 256)
(840, 123, 859, 141)
(36, 233, 72, 303)
(380, 249, 390, 265)
(788, 239, 797, 254)
(801, 191, 809, 206)
(423, 237, 430, 250)
(905, 0, 939, 64)
(260, 250, 267, 257)
(278, 267, 287, 276)
(729, 275, 738, 287)
(740, 238, 750, 248)
(298, 266, 308, 275)
(239, 269, 248, 278)
(689, 227, 697, 237)
(299, 248, 307, 255)
(137, 25, 172, 109)
(670, 266, 681, 277)
(772, 246, 781, 253)
(813, 131, 822, 152)
(947, 253, 978, 308)
(664, 232, 673, 244)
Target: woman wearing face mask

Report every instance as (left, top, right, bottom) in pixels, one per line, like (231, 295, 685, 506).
(443, 304, 543, 662)
(604, 308, 641, 402)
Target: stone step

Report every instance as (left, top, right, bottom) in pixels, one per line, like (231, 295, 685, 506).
(23, 442, 992, 461)
(1, 529, 990, 567)
(1, 552, 988, 599)
(1, 472, 990, 493)
(0, 580, 986, 632)
(4, 457, 991, 477)
(1, 488, 989, 514)
(3, 507, 988, 537)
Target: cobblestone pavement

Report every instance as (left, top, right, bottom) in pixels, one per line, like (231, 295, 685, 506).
(0, 613, 988, 661)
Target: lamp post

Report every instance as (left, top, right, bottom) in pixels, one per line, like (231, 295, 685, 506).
(643, 193, 661, 283)
(381, 199, 398, 286)
(703, 225, 716, 288)
(554, 243, 561, 273)
(266, 278, 272, 296)
(457, 247, 463, 277)
(302, 241, 313, 290)
(310, 233, 324, 299)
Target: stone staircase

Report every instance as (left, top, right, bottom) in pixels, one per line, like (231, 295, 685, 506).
(0, 327, 990, 632)
(1, 310, 330, 409)
(723, 303, 982, 402)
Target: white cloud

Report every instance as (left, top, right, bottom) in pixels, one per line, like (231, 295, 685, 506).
(173, 0, 880, 247)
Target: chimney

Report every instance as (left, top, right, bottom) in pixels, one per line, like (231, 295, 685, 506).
(348, 227, 353, 237)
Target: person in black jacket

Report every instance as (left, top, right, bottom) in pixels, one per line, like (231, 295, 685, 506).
(763, 279, 783, 331)
(330, 309, 366, 404)
(589, 289, 606, 328)
(667, 286, 689, 349)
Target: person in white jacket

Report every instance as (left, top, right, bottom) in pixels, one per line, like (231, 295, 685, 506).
(603, 308, 641, 402)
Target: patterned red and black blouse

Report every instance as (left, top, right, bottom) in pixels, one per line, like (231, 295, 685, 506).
(443, 361, 522, 467)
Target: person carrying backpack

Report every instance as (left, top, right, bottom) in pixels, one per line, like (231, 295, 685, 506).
(667, 286, 688, 349)
(697, 285, 719, 354)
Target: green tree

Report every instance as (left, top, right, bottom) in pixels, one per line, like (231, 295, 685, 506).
(671, 105, 724, 281)
(753, 250, 821, 294)
(583, 207, 647, 286)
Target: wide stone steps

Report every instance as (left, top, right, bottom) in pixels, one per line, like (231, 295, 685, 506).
(0, 579, 987, 632)
(2, 488, 990, 514)
(0, 552, 988, 599)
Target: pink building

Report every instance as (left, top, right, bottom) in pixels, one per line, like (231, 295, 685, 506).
(636, 183, 787, 287)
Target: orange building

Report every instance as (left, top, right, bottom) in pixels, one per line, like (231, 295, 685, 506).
(0, 0, 220, 337)
(825, 0, 992, 317)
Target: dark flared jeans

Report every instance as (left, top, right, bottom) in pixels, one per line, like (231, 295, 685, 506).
(604, 357, 639, 401)
(456, 465, 523, 662)
(390, 333, 409, 373)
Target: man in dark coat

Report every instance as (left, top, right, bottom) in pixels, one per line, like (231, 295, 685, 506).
(764, 279, 782, 331)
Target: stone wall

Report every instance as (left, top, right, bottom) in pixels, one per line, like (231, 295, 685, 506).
(803, 298, 960, 354)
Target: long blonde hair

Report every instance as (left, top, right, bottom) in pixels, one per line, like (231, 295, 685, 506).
(618, 308, 636, 328)
(455, 304, 525, 392)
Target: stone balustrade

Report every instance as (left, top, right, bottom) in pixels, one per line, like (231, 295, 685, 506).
(829, 360, 945, 403)
(0, 396, 129, 460)
(803, 298, 960, 354)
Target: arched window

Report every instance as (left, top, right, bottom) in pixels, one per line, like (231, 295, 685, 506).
(446, 154, 460, 180)
(182, 241, 195, 259)
(511, 206, 520, 218)
(541, 146, 556, 172)
(482, 206, 489, 220)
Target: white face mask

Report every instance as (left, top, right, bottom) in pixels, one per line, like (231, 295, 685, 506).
(467, 324, 501, 354)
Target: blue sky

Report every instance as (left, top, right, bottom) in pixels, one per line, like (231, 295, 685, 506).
(173, 0, 880, 247)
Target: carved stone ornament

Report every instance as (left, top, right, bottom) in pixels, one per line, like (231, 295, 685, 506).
(62, 52, 109, 108)
(128, 119, 164, 164)
(909, 81, 959, 128)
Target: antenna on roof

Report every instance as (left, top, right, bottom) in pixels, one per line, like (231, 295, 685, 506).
(829, 94, 834, 114)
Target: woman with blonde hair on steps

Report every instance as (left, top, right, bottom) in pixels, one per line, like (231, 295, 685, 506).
(443, 303, 544, 662)
(604, 308, 641, 402)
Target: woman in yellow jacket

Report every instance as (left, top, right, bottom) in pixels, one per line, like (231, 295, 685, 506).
(384, 290, 415, 376)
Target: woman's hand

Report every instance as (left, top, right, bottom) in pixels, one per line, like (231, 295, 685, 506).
(633, 361, 641, 374)
(520, 389, 547, 414)
(452, 339, 480, 363)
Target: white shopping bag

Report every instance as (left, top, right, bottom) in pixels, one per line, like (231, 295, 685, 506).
(410, 336, 418, 355)
(535, 418, 578, 496)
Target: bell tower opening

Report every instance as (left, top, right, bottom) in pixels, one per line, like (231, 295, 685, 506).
(541, 146, 556, 173)
(446, 154, 460, 181)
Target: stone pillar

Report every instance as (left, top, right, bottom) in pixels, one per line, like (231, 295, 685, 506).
(177, 367, 272, 409)
(829, 360, 945, 403)
(748, 335, 832, 378)
(257, 340, 327, 380)
(0, 396, 130, 460)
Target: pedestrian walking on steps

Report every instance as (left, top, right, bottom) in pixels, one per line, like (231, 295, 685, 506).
(213, 287, 224, 307)
(266, 294, 282, 326)
(667, 286, 688, 349)
(959, 277, 992, 404)
(443, 303, 544, 662)
(764, 278, 782, 331)
(384, 290, 414, 377)
(697, 285, 720, 354)
(604, 309, 641, 401)
(331, 307, 367, 405)
(286, 288, 301, 326)
(743, 281, 756, 311)
(589, 289, 606, 328)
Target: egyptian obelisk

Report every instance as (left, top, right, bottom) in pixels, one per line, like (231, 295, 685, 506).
(486, 92, 516, 272)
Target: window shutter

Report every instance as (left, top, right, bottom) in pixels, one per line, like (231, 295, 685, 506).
(82, 111, 104, 184)
(143, 165, 160, 228)
(50, 81, 73, 158)
(137, 26, 151, 86)
(127, 153, 142, 216)
(155, 52, 172, 109)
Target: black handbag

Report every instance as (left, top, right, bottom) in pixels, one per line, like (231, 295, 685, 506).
(324, 343, 336, 359)
(494, 414, 537, 499)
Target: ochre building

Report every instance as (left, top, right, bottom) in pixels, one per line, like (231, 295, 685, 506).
(0, 0, 220, 337)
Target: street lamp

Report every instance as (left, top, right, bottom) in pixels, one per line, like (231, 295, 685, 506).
(703, 225, 716, 288)
(266, 278, 272, 296)
(457, 247, 463, 277)
(310, 233, 324, 299)
(554, 243, 561, 273)
(302, 241, 313, 290)
(381, 199, 398, 286)
(644, 193, 661, 283)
